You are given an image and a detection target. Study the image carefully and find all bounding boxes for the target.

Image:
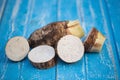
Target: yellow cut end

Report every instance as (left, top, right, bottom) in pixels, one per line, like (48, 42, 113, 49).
(90, 32, 106, 52)
(67, 20, 84, 38)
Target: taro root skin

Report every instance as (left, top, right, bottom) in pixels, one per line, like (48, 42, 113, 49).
(90, 32, 106, 52)
(28, 20, 84, 48)
(30, 57, 56, 69)
(28, 21, 67, 48)
(84, 28, 106, 52)
(28, 45, 56, 69)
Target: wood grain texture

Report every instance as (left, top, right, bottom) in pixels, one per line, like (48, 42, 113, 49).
(0, 0, 21, 80)
(105, 0, 120, 61)
(0, 0, 7, 22)
(19, 0, 57, 80)
(57, 0, 86, 80)
(0, 0, 120, 80)
(78, 0, 120, 79)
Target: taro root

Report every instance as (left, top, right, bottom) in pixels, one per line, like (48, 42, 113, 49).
(5, 36, 30, 61)
(28, 45, 56, 69)
(84, 28, 106, 52)
(28, 20, 84, 48)
(57, 35, 84, 63)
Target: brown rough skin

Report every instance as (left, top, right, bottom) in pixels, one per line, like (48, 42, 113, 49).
(28, 21, 69, 69)
(84, 28, 98, 52)
(30, 57, 56, 69)
(28, 21, 68, 48)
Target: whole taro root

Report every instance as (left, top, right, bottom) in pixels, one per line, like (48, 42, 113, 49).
(28, 20, 84, 48)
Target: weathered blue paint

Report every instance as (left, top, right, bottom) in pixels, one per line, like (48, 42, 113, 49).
(57, 0, 86, 80)
(0, 0, 6, 22)
(105, 0, 120, 61)
(0, 0, 120, 80)
(78, 0, 120, 79)
(20, 0, 57, 80)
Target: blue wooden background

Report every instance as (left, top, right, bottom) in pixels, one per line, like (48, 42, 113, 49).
(0, 0, 120, 80)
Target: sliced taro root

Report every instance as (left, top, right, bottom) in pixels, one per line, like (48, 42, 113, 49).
(84, 28, 106, 52)
(28, 45, 56, 69)
(57, 35, 84, 63)
(28, 20, 84, 48)
(5, 36, 30, 61)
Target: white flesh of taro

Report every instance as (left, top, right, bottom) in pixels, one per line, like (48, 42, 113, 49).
(5, 36, 30, 61)
(57, 35, 84, 63)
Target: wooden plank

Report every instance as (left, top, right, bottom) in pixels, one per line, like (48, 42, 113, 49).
(20, 0, 57, 80)
(2, 0, 36, 80)
(105, 0, 120, 61)
(78, 0, 120, 79)
(0, 0, 57, 79)
(0, 0, 7, 22)
(0, 0, 21, 80)
(100, 0, 120, 78)
(56, 0, 86, 80)
(0, 0, 119, 79)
